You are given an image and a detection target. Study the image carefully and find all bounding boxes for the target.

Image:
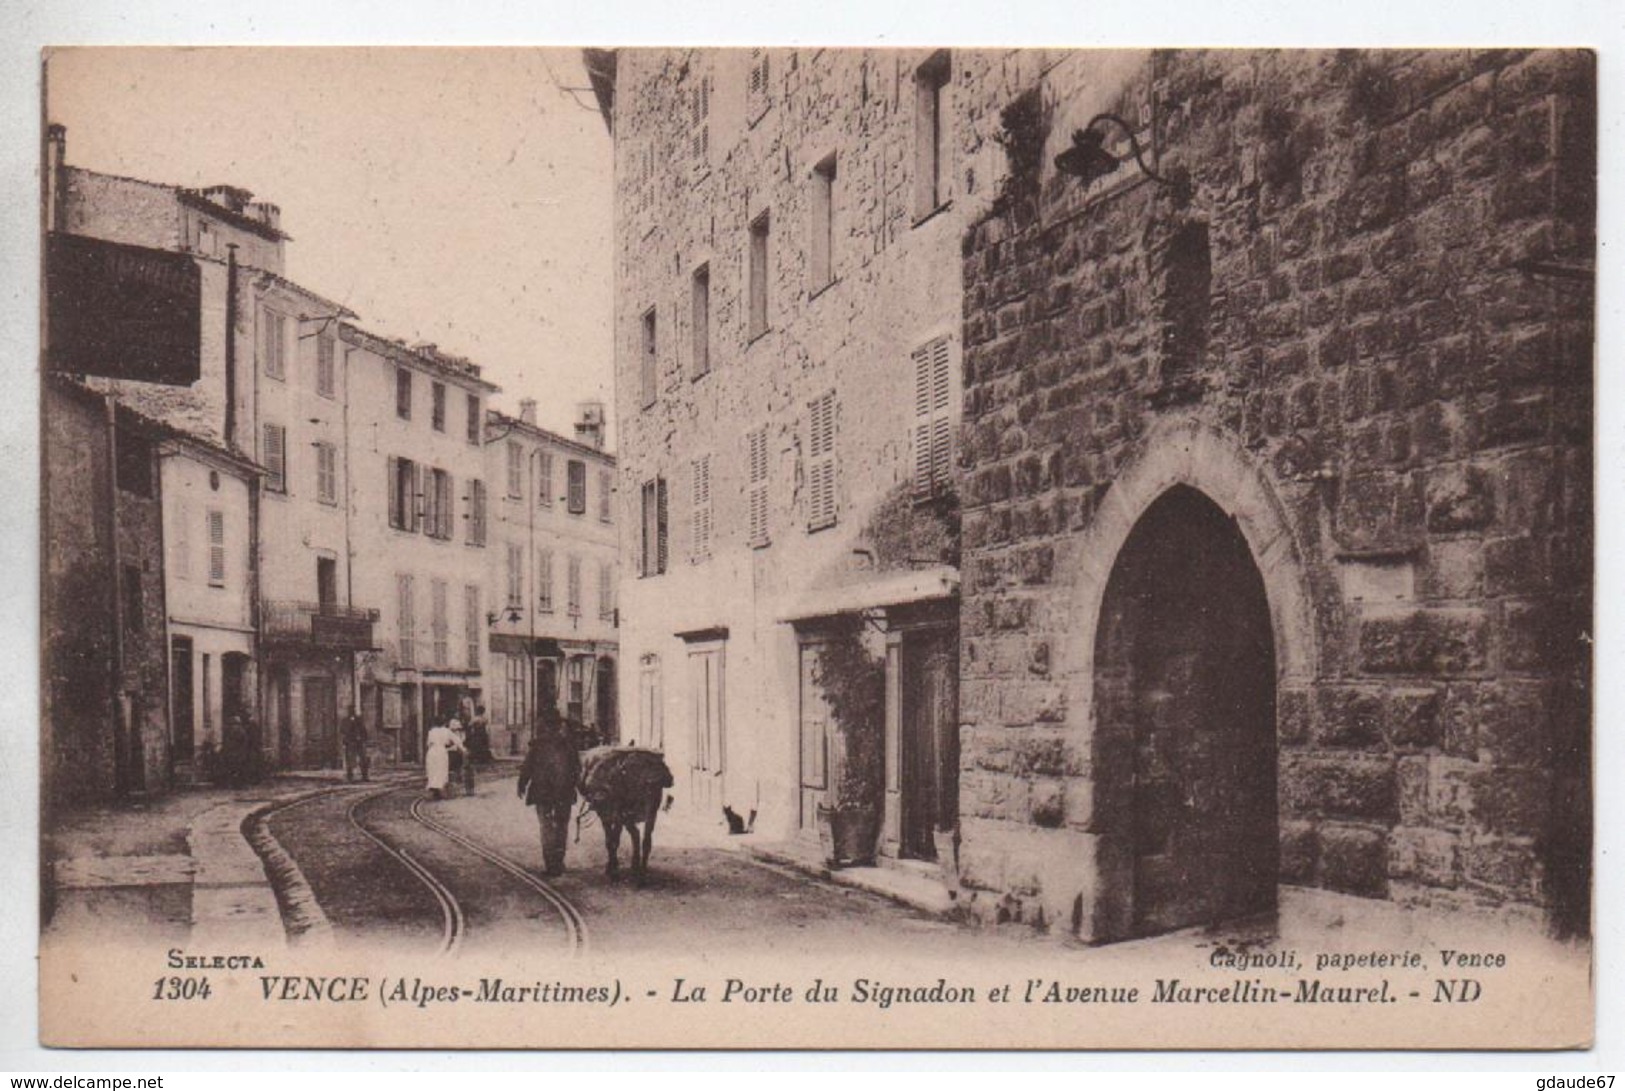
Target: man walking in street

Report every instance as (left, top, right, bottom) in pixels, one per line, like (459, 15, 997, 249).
(517, 712, 581, 876)
(342, 708, 369, 783)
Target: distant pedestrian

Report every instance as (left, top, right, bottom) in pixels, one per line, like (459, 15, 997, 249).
(342, 709, 369, 782)
(424, 719, 464, 800)
(447, 711, 467, 797)
(467, 705, 492, 765)
(518, 712, 581, 877)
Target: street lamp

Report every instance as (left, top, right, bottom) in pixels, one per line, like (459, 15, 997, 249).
(1054, 113, 1176, 190)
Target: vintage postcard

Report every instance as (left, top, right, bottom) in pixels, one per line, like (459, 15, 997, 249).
(37, 46, 1595, 1050)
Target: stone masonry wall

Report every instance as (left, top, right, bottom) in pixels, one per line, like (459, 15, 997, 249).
(956, 49, 1594, 938)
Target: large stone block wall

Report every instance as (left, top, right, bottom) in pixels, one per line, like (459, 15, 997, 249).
(955, 49, 1593, 938)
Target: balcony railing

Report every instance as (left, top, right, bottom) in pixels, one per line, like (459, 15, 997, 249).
(261, 599, 379, 650)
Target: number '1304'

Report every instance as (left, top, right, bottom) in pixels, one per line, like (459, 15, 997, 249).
(152, 976, 212, 1000)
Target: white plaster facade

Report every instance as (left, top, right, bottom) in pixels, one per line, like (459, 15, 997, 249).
(484, 407, 620, 757)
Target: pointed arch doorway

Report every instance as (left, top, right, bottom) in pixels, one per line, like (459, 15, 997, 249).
(1093, 484, 1278, 937)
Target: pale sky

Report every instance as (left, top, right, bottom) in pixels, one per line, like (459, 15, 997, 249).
(44, 47, 615, 445)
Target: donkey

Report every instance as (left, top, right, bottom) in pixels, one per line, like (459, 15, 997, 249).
(578, 746, 675, 884)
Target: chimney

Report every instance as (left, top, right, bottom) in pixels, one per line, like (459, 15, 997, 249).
(202, 184, 253, 214)
(44, 123, 66, 233)
(574, 400, 606, 450)
(248, 201, 281, 232)
(519, 398, 538, 425)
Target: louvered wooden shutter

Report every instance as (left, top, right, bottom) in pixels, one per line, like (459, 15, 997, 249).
(691, 455, 711, 560)
(398, 574, 415, 667)
(657, 477, 668, 574)
(465, 584, 480, 669)
(412, 462, 424, 533)
(689, 76, 710, 165)
(207, 509, 226, 585)
(912, 336, 954, 499)
(808, 393, 837, 529)
(441, 471, 455, 538)
(388, 456, 400, 527)
(748, 427, 769, 547)
(537, 548, 553, 611)
(264, 424, 286, 492)
(432, 579, 449, 667)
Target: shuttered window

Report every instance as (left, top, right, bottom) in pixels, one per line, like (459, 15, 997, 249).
(640, 477, 668, 577)
(567, 554, 583, 617)
(207, 509, 226, 586)
(316, 334, 335, 398)
(431, 382, 446, 432)
(567, 459, 587, 514)
(506, 544, 523, 607)
(807, 391, 837, 530)
(395, 367, 411, 420)
(263, 423, 287, 493)
(688, 73, 711, 172)
(466, 392, 481, 445)
(464, 584, 481, 669)
(747, 48, 771, 123)
(467, 479, 487, 546)
(599, 560, 614, 620)
(598, 468, 613, 523)
(316, 441, 337, 505)
(431, 579, 449, 667)
(690, 454, 712, 561)
(397, 573, 416, 667)
(747, 426, 769, 548)
(537, 548, 554, 613)
(387, 456, 421, 532)
(262, 310, 286, 379)
(506, 441, 522, 498)
(911, 335, 954, 500)
(425, 468, 453, 540)
(537, 451, 554, 507)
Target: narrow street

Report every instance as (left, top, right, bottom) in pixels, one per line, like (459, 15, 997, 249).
(264, 780, 583, 957)
(264, 767, 1053, 961)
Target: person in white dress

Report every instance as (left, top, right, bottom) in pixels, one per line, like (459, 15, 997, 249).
(424, 720, 464, 799)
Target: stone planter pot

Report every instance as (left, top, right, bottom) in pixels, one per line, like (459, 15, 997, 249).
(816, 802, 880, 869)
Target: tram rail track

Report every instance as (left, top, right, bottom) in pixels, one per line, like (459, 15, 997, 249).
(408, 795, 589, 957)
(256, 780, 588, 958)
(346, 785, 466, 958)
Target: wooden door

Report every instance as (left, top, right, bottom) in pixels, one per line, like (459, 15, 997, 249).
(901, 628, 958, 859)
(798, 641, 832, 831)
(688, 646, 725, 819)
(170, 638, 195, 762)
(303, 676, 338, 768)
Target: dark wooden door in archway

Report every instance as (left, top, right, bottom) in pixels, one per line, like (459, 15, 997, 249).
(1095, 485, 1278, 936)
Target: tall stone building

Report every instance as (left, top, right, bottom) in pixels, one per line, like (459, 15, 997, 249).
(42, 379, 175, 804)
(599, 49, 969, 846)
(484, 399, 620, 756)
(601, 48, 1593, 942)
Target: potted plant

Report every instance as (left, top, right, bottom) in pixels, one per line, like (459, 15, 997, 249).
(813, 619, 885, 868)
